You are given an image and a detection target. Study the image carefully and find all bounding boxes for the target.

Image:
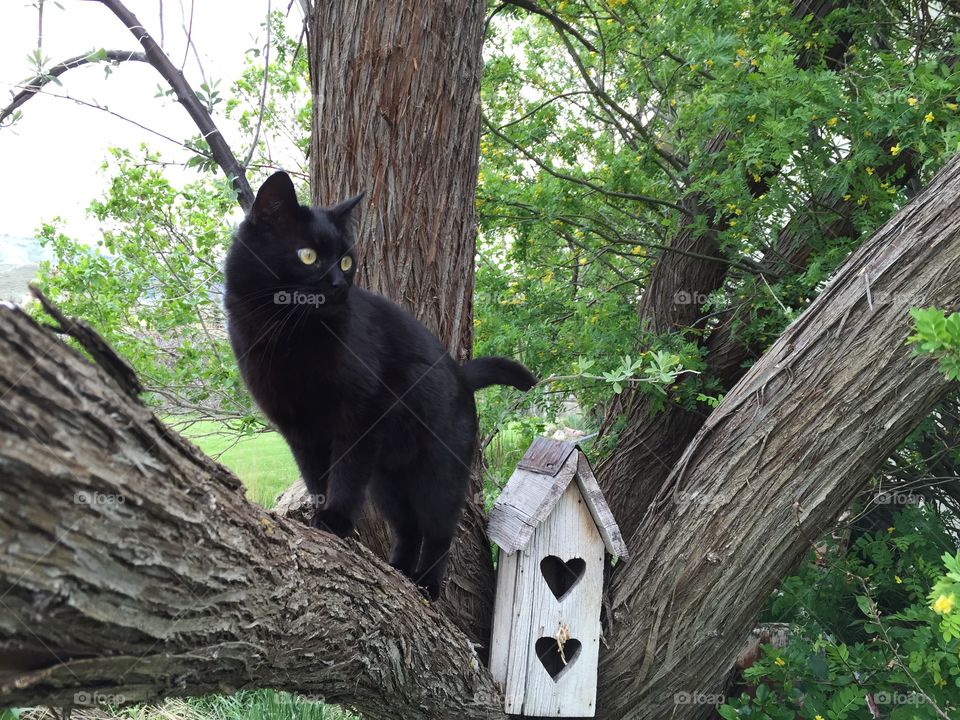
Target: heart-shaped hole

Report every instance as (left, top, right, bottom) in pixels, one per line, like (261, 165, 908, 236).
(535, 636, 582, 681)
(540, 555, 586, 600)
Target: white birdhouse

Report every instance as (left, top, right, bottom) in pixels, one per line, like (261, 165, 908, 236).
(488, 437, 629, 717)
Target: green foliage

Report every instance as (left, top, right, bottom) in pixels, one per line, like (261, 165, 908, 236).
(477, 0, 960, 438)
(910, 307, 960, 380)
(32, 146, 253, 423)
(225, 10, 312, 171)
(720, 505, 960, 719)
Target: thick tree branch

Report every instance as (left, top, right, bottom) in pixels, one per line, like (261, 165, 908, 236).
(596, 150, 960, 720)
(87, 0, 254, 209)
(0, 305, 502, 719)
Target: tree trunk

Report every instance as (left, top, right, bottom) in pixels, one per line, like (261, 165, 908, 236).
(304, 0, 493, 646)
(0, 304, 503, 720)
(595, 152, 960, 719)
(307, 0, 483, 361)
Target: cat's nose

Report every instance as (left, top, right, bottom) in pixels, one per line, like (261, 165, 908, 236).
(329, 274, 347, 289)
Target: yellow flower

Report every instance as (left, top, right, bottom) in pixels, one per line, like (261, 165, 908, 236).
(924, 112, 935, 123)
(630, 246, 643, 255)
(747, 114, 757, 123)
(907, 96, 918, 106)
(947, 102, 958, 111)
(866, 166, 874, 175)
(774, 657, 786, 667)
(857, 195, 868, 205)
(706, 58, 714, 68)
(578, 257, 588, 266)
(690, 64, 698, 72)
(826, 116, 838, 127)
(890, 144, 901, 156)
(933, 593, 956, 615)
(895, 575, 902, 584)
(628, 25, 636, 32)
(752, 173, 760, 183)
(734, 59, 743, 69)
(816, 716, 825, 720)
(842, 194, 851, 201)
(863, 129, 873, 138)
(887, 526, 895, 533)
(737, 48, 748, 58)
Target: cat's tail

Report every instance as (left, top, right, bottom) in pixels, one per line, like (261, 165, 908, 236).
(462, 356, 537, 392)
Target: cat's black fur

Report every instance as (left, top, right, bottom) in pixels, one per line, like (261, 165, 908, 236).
(223, 171, 536, 599)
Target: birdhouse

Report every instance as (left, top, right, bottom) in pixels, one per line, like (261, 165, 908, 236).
(488, 437, 629, 717)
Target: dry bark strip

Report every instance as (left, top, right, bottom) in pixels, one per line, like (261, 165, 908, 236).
(0, 305, 503, 719)
(595, 150, 960, 720)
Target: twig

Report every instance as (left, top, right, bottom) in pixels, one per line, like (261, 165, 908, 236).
(0, 50, 147, 125)
(29, 284, 143, 399)
(82, 0, 254, 209)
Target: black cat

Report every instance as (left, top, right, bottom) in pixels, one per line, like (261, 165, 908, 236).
(223, 171, 536, 599)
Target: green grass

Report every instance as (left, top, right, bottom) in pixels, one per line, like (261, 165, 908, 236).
(18, 690, 356, 720)
(172, 420, 299, 507)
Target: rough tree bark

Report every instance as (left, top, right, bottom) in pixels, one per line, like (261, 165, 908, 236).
(595, 150, 960, 720)
(303, 0, 494, 646)
(307, 0, 484, 362)
(0, 303, 503, 720)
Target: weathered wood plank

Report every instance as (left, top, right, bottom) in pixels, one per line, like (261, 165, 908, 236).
(517, 437, 578, 476)
(489, 551, 519, 686)
(575, 453, 630, 560)
(521, 482, 605, 716)
(488, 457, 578, 553)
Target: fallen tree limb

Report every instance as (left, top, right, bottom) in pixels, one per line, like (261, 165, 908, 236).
(0, 304, 503, 719)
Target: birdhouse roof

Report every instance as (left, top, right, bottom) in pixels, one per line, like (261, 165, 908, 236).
(487, 437, 630, 559)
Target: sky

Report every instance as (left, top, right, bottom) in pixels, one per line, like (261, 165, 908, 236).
(0, 0, 287, 246)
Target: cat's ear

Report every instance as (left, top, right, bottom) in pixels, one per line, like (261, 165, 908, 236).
(327, 192, 365, 232)
(249, 171, 299, 222)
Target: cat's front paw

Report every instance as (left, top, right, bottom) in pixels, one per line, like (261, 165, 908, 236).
(311, 509, 354, 538)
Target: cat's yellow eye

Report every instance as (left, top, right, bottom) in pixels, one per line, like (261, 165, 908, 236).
(297, 248, 317, 265)
(339, 255, 353, 272)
